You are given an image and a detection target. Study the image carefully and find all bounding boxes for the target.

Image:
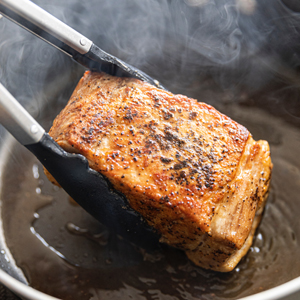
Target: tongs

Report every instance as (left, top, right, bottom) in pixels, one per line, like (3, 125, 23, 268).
(0, 0, 164, 89)
(0, 0, 162, 249)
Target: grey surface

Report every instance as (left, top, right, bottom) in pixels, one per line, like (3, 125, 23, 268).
(0, 285, 20, 300)
(285, 294, 300, 300)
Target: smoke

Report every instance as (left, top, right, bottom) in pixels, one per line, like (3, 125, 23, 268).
(1, 0, 300, 103)
(0, 17, 73, 111)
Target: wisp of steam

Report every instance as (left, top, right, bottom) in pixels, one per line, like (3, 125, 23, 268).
(0, 0, 300, 106)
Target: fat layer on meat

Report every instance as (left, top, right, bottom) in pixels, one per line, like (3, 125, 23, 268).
(46, 71, 272, 272)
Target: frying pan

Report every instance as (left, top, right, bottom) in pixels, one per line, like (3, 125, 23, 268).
(1, 0, 300, 299)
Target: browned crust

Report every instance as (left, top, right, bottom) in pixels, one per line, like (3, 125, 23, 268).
(47, 71, 272, 271)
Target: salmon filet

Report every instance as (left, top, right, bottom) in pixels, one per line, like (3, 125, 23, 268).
(46, 71, 272, 272)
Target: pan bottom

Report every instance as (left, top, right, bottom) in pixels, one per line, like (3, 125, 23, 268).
(1, 104, 300, 300)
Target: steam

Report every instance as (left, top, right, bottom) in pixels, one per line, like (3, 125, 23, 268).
(0, 17, 71, 106)
(1, 0, 300, 103)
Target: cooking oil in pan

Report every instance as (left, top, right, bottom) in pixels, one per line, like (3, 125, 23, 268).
(1, 105, 300, 300)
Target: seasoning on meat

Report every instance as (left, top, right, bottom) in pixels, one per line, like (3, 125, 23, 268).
(45, 71, 272, 272)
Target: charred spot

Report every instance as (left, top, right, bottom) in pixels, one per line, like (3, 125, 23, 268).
(129, 128, 135, 136)
(145, 139, 156, 148)
(189, 168, 199, 176)
(97, 120, 110, 127)
(123, 109, 137, 122)
(152, 134, 171, 151)
(192, 161, 202, 169)
(87, 128, 94, 135)
(208, 153, 218, 164)
(179, 170, 186, 178)
(154, 95, 162, 102)
(160, 157, 173, 164)
(189, 112, 198, 120)
(162, 108, 174, 120)
(250, 187, 260, 202)
(174, 161, 188, 170)
(165, 131, 186, 148)
(160, 196, 170, 202)
(124, 110, 133, 122)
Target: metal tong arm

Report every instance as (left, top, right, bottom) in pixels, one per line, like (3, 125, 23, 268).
(0, 0, 91, 56)
(0, 0, 164, 89)
(0, 83, 160, 250)
(0, 83, 44, 145)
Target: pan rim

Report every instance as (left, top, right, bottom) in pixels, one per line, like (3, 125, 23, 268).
(0, 124, 299, 300)
(0, 266, 299, 300)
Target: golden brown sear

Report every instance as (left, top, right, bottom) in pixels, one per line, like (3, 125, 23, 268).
(47, 71, 272, 272)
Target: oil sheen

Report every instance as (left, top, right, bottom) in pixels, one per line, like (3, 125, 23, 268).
(1, 105, 300, 300)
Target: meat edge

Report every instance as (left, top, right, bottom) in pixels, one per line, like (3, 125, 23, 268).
(185, 138, 272, 272)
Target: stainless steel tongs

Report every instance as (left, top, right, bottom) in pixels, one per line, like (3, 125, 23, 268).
(0, 0, 162, 249)
(0, 0, 165, 89)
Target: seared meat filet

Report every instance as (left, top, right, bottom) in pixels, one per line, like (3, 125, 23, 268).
(46, 71, 272, 272)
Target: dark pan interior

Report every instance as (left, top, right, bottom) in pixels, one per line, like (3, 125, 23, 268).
(1, 1, 300, 299)
(1, 65, 300, 300)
